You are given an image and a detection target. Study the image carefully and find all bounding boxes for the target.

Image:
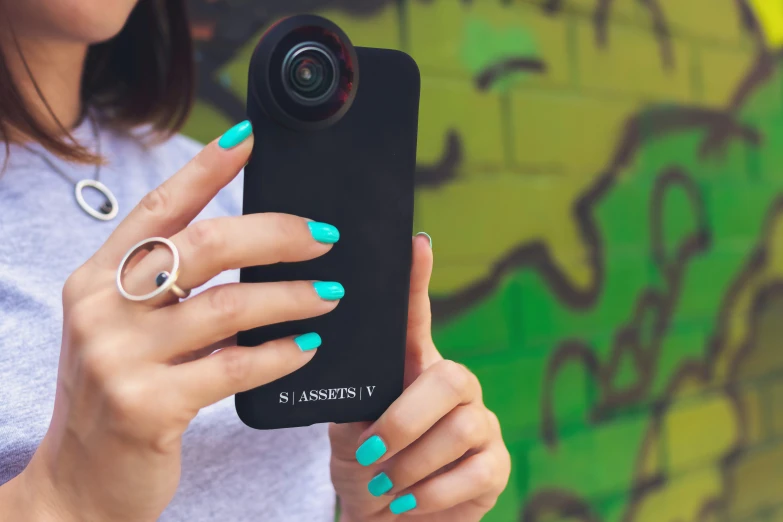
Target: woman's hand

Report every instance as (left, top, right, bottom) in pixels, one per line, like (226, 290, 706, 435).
(329, 235, 511, 521)
(0, 123, 343, 522)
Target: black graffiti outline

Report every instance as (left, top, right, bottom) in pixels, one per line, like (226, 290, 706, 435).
(430, 107, 761, 322)
(527, 195, 783, 522)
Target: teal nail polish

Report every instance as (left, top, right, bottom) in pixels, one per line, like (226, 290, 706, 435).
(355, 435, 387, 466)
(390, 494, 417, 515)
(294, 333, 321, 352)
(416, 232, 433, 249)
(309, 222, 340, 244)
(218, 120, 253, 149)
(313, 282, 345, 301)
(367, 472, 393, 497)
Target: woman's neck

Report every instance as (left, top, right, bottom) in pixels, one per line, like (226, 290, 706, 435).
(3, 34, 88, 132)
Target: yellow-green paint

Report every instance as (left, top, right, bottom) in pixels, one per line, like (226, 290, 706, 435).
(185, 1, 783, 520)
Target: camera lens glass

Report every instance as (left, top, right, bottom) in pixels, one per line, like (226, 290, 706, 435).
(261, 22, 358, 126)
(283, 42, 338, 105)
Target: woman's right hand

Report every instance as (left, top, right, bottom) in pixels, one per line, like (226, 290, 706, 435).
(0, 122, 341, 522)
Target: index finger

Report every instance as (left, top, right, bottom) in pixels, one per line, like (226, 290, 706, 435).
(92, 121, 254, 270)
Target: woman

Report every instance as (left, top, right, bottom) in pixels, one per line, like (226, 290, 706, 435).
(0, 1, 510, 520)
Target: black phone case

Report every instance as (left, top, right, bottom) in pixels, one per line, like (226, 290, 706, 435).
(236, 47, 421, 430)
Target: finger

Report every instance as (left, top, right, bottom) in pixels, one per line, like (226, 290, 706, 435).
(122, 213, 337, 294)
(168, 335, 320, 410)
(407, 234, 435, 350)
(354, 360, 481, 467)
(389, 446, 507, 516)
(370, 405, 491, 497)
(404, 234, 440, 384)
(148, 281, 343, 361)
(92, 121, 254, 269)
(169, 336, 237, 365)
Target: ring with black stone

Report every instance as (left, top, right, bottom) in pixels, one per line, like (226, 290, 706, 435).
(116, 237, 191, 302)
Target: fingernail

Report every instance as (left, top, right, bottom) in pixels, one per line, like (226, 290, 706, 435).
(356, 435, 387, 466)
(294, 333, 322, 352)
(368, 472, 393, 497)
(309, 222, 340, 244)
(390, 493, 417, 515)
(416, 232, 433, 249)
(218, 120, 253, 149)
(313, 282, 345, 301)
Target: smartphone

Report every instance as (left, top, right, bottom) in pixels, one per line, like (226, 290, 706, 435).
(235, 15, 421, 430)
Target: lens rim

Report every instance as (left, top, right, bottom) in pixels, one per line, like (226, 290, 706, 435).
(282, 42, 339, 106)
(249, 15, 360, 131)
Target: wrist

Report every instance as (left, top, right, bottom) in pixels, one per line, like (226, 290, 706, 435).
(1, 456, 77, 522)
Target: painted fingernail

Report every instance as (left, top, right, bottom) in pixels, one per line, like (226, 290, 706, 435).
(416, 232, 433, 249)
(356, 435, 387, 466)
(313, 282, 345, 301)
(218, 120, 253, 149)
(294, 333, 322, 352)
(390, 493, 417, 515)
(309, 222, 340, 244)
(368, 472, 393, 497)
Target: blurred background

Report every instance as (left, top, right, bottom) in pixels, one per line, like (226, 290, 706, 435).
(182, 1, 783, 520)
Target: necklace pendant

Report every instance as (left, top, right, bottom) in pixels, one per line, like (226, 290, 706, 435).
(75, 180, 119, 221)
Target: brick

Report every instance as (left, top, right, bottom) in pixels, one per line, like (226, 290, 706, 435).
(414, 175, 594, 297)
(753, 114, 783, 184)
(663, 392, 739, 473)
(659, 0, 750, 43)
(634, 467, 726, 522)
(407, 0, 571, 88)
(417, 78, 504, 170)
(741, 67, 783, 120)
(706, 184, 772, 244)
(510, 91, 644, 177)
(772, 380, 783, 437)
(517, 0, 639, 19)
(725, 444, 783, 520)
(744, 386, 768, 445)
(576, 20, 693, 102)
(315, 5, 402, 49)
(516, 267, 597, 347)
(651, 328, 711, 397)
(431, 277, 515, 359)
(675, 247, 750, 323)
(527, 413, 649, 499)
(589, 252, 658, 338)
(698, 45, 757, 106)
(471, 353, 557, 439)
(730, 293, 783, 382)
(568, 0, 639, 19)
(595, 177, 654, 251)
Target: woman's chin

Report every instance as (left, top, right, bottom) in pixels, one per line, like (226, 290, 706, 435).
(16, 0, 139, 45)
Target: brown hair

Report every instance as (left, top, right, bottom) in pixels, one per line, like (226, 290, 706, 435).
(0, 0, 194, 164)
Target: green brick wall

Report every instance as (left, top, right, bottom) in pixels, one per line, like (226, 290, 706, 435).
(185, 1, 783, 520)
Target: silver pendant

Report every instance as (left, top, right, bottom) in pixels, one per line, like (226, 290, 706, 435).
(75, 180, 119, 221)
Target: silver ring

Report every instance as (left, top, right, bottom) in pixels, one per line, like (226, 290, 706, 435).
(116, 237, 191, 302)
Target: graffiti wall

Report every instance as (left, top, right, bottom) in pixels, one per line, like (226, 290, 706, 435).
(184, 1, 783, 520)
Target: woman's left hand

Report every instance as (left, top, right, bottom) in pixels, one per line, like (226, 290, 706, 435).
(329, 234, 511, 521)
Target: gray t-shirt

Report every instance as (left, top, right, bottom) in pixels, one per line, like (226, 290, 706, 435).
(0, 122, 335, 521)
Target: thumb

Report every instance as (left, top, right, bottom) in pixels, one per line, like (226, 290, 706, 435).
(329, 235, 438, 449)
(405, 233, 441, 386)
